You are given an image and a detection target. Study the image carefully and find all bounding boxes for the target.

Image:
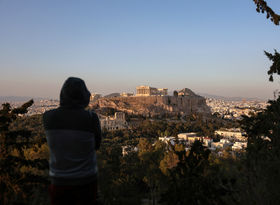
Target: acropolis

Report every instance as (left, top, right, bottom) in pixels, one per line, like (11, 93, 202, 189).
(136, 86, 168, 96)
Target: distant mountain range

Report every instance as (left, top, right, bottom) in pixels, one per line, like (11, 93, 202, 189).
(0, 93, 266, 103)
(103, 93, 121, 98)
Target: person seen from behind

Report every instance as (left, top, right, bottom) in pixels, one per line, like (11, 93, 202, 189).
(43, 77, 101, 205)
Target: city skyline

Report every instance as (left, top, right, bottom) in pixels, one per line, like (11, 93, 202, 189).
(0, 0, 280, 100)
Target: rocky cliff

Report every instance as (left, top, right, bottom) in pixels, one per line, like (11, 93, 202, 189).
(91, 93, 211, 117)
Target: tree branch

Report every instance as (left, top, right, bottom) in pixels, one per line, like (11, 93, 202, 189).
(253, 0, 280, 25)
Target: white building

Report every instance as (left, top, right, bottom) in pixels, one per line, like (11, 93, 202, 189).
(211, 142, 225, 149)
(122, 145, 138, 156)
(220, 139, 231, 144)
(121, 92, 134, 97)
(159, 136, 175, 145)
(100, 112, 128, 131)
(178, 132, 198, 140)
(90, 93, 102, 102)
(178, 132, 202, 144)
(232, 142, 247, 151)
(215, 129, 246, 141)
(202, 137, 213, 147)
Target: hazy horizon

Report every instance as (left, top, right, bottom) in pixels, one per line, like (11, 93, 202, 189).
(0, 88, 273, 102)
(1, 0, 279, 100)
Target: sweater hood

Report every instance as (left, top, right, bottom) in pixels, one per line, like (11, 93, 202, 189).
(59, 77, 90, 108)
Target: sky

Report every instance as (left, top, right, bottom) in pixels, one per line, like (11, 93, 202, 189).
(0, 0, 280, 100)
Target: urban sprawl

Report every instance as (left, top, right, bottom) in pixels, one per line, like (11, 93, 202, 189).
(3, 86, 268, 156)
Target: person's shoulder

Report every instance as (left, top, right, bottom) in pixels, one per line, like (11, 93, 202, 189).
(89, 110, 99, 120)
(43, 108, 59, 120)
(89, 110, 98, 116)
(43, 108, 58, 115)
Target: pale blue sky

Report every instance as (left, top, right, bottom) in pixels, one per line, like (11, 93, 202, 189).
(0, 0, 279, 99)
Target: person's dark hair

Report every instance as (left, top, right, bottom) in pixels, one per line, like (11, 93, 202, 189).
(59, 77, 91, 108)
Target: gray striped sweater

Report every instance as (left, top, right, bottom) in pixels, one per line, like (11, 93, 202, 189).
(43, 77, 101, 185)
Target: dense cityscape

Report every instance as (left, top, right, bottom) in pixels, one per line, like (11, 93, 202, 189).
(2, 90, 268, 118)
(1, 87, 269, 157)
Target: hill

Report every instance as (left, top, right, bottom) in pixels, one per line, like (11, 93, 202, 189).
(92, 92, 210, 117)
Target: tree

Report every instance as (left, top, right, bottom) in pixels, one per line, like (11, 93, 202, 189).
(253, 0, 280, 25)
(235, 6, 280, 203)
(0, 100, 48, 205)
(160, 141, 219, 205)
(240, 97, 280, 204)
(252, 0, 280, 82)
(264, 49, 280, 82)
(138, 139, 165, 205)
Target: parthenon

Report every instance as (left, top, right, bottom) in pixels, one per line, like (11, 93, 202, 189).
(136, 86, 168, 96)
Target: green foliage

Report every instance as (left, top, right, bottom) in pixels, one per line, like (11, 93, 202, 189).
(237, 5, 280, 203)
(130, 117, 232, 140)
(159, 141, 241, 205)
(97, 134, 143, 205)
(138, 139, 165, 205)
(0, 100, 48, 205)
(160, 141, 211, 204)
(240, 97, 280, 204)
(97, 115, 240, 204)
(99, 107, 118, 116)
(1, 98, 274, 205)
(253, 0, 280, 25)
(81, 124, 245, 205)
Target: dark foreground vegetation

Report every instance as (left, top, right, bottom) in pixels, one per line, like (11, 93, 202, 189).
(1, 95, 280, 205)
